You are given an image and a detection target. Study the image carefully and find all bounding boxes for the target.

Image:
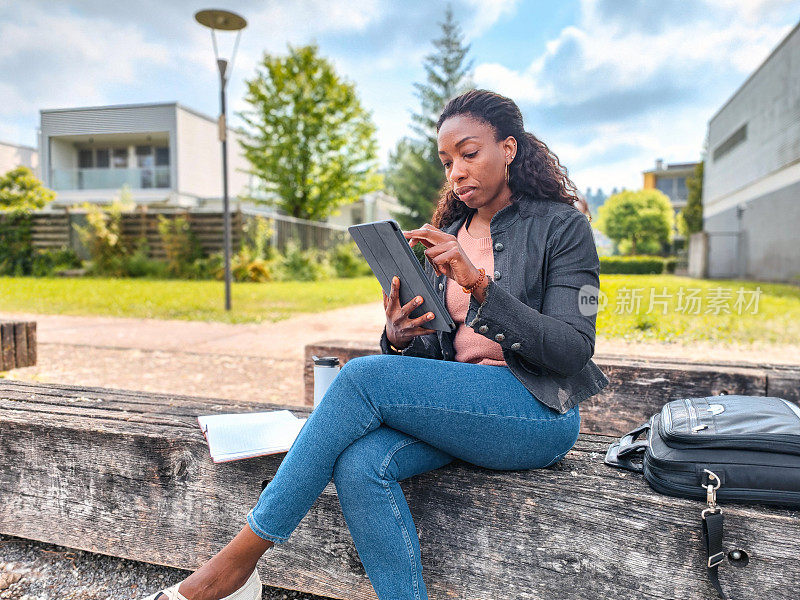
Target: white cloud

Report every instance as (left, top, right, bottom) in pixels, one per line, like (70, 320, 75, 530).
(478, 1, 795, 105)
(0, 4, 170, 117)
(472, 0, 798, 191)
(461, 0, 521, 38)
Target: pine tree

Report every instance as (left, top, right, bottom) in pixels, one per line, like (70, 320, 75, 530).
(386, 4, 474, 229)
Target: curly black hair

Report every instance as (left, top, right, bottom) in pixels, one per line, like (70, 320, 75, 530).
(431, 89, 581, 228)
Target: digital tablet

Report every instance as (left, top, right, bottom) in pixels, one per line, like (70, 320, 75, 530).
(348, 219, 456, 333)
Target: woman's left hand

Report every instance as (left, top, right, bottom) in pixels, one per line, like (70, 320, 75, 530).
(404, 224, 483, 289)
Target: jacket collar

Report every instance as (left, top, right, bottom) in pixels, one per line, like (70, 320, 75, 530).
(443, 195, 549, 236)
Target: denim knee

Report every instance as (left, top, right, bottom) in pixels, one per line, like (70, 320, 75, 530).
(333, 434, 416, 487)
(339, 354, 395, 385)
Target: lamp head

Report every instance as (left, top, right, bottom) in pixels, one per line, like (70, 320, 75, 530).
(194, 9, 247, 31)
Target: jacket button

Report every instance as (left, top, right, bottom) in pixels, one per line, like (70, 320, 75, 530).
(478, 325, 488, 334)
(494, 242, 504, 251)
(438, 282, 444, 291)
(493, 271, 501, 280)
(495, 333, 505, 342)
(511, 342, 521, 351)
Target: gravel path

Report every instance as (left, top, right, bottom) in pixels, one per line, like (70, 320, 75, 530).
(0, 534, 333, 600)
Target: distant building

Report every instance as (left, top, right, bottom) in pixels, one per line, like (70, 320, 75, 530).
(38, 102, 252, 209)
(36, 101, 401, 228)
(0, 140, 39, 178)
(643, 159, 699, 217)
(326, 190, 409, 227)
(700, 20, 800, 283)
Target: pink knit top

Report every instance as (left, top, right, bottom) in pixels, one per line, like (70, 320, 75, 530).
(444, 222, 507, 367)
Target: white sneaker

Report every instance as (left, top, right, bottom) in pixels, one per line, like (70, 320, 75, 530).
(142, 568, 262, 600)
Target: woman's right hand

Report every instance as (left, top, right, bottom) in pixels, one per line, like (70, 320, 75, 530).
(383, 276, 436, 349)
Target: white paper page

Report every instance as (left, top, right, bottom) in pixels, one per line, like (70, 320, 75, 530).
(206, 419, 306, 463)
(197, 410, 304, 458)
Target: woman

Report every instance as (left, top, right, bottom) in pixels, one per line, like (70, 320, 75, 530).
(147, 89, 609, 600)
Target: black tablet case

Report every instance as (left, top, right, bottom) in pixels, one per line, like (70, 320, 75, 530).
(348, 220, 456, 333)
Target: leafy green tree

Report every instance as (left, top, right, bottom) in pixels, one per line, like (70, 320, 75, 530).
(596, 189, 674, 255)
(678, 161, 704, 236)
(0, 166, 55, 212)
(237, 43, 381, 221)
(386, 5, 474, 229)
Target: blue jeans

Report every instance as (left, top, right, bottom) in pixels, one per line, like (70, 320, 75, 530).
(247, 354, 580, 600)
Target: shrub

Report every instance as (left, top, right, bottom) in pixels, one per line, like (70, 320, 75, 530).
(0, 211, 33, 275)
(280, 240, 335, 281)
(230, 247, 274, 282)
(121, 238, 168, 278)
(189, 253, 224, 280)
(330, 241, 372, 278)
(30, 247, 82, 277)
(600, 255, 667, 275)
(242, 216, 278, 261)
(157, 214, 204, 278)
(0, 166, 55, 211)
(74, 196, 133, 276)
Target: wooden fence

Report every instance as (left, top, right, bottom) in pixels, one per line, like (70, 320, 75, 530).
(20, 208, 349, 259)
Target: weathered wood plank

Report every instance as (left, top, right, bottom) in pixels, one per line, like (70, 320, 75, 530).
(0, 321, 37, 369)
(0, 379, 289, 419)
(13, 322, 28, 368)
(0, 322, 15, 370)
(1, 380, 799, 599)
(304, 341, 800, 437)
(26, 322, 36, 366)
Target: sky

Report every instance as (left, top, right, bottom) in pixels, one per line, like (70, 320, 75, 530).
(1, 0, 798, 194)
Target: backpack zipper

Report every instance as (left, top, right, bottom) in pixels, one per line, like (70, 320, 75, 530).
(683, 398, 698, 430)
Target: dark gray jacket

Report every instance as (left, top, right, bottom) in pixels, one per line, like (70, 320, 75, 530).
(380, 196, 609, 414)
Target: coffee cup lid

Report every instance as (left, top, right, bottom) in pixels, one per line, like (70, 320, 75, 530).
(312, 355, 340, 367)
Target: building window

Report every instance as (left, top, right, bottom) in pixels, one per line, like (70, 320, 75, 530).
(656, 178, 674, 199)
(713, 123, 747, 162)
(78, 149, 93, 169)
(112, 148, 128, 169)
(155, 146, 169, 166)
(675, 177, 687, 200)
(136, 145, 154, 167)
(136, 145, 154, 188)
(96, 148, 110, 168)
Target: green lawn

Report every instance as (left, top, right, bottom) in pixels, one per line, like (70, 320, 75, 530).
(596, 275, 800, 344)
(0, 276, 383, 324)
(1, 274, 798, 344)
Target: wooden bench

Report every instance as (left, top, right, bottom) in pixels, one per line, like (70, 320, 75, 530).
(305, 340, 800, 436)
(1, 379, 799, 599)
(0, 321, 36, 370)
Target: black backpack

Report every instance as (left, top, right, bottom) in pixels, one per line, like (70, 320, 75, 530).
(605, 394, 800, 599)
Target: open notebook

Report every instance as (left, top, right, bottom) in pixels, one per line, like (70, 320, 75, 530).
(197, 410, 308, 463)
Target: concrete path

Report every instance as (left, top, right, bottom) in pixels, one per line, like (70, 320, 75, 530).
(2, 305, 798, 406)
(0, 303, 387, 406)
(2, 302, 387, 360)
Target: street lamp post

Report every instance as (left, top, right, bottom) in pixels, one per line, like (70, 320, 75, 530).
(194, 9, 247, 311)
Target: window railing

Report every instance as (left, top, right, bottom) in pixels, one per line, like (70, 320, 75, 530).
(51, 167, 170, 191)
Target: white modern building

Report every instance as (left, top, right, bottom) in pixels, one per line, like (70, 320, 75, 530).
(700, 21, 800, 283)
(38, 102, 252, 209)
(0, 140, 39, 178)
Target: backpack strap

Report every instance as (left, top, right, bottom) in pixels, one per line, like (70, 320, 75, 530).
(701, 469, 727, 599)
(701, 510, 727, 599)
